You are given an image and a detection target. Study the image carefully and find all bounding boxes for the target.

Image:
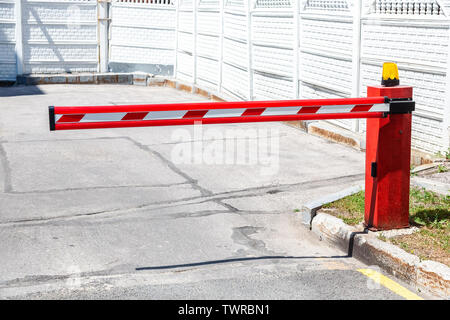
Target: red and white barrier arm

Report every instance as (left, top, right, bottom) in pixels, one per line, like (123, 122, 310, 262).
(49, 97, 389, 131)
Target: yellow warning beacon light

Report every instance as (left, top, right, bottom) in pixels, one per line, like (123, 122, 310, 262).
(381, 62, 399, 87)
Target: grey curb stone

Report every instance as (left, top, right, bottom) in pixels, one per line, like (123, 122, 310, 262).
(307, 121, 366, 151)
(311, 213, 355, 252)
(300, 183, 364, 227)
(80, 75, 95, 83)
(417, 260, 450, 296)
(16, 73, 161, 87)
(147, 77, 165, 86)
(117, 74, 133, 84)
(411, 176, 450, 196)
(17, 73, 136, 85)
(133, 72, 152, 86)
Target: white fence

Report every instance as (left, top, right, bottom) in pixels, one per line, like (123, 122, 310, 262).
(0, 0, 17, 80)
(221, 0, 249, 100)
(173, 0, 450, 154)
(109, 0, 176, 75)
(20, 0, 98, 74)
(0, 0, 449, 154)
(0, 0, 98, 78)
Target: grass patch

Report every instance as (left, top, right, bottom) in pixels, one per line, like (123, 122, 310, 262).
(322, 190, 365, 225)
(323, 187, 450, 266)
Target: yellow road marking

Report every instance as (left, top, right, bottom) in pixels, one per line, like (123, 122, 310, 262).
(358, 268, 424, 300)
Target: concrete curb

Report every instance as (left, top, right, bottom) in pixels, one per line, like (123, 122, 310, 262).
(310, 212, 450, 298)
(17, 73, 137, 85)
(300, 121, 434, 166)
(300, 183, 364, 227)
(15, 74, 229, 104)
(411, 176, 450, 196)
(307, 122, 366, 151)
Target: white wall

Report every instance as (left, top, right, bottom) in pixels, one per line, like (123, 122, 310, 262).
(220, 0, 249, 100)
(0, 0, 16, 80)
(299, 1, 355, 131)
(20, 0, 98, 74)
(252, 2, 294, 101)
(174, 0, 450, 155)
(175, 0, 195, 83)
(195, 0, 220, 91)
(109, 0, 176, 75)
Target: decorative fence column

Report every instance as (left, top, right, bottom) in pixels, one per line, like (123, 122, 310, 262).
(98, 0, 109, 73)
(351, 0, 362, 133)
(15, 0, 24, 76)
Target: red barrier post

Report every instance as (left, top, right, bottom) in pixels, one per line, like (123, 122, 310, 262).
(365, 85, 413, 230)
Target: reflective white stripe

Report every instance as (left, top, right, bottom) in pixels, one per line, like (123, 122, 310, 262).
(80, 113, 127, 122)
(204, 108, 246, 118)
(316, 105, 354, 114)
(261, 107, 301, 116)
(369, 103, 390, 112)
(144, 110, 187, 120)
(56, 103, 390, 124)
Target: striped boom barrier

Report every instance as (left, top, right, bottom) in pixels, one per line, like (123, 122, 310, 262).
(48, 81, 416, 232)
(49, 97, 390, 131)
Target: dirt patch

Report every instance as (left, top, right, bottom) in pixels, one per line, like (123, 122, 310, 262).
(385, 229, 450, 266)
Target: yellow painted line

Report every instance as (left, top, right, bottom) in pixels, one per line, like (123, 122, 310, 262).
(358, 268, 424, 300)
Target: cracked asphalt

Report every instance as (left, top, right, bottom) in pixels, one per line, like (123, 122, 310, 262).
(0, 84, 426, 299)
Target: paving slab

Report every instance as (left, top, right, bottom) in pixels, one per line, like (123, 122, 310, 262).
(3, 138, 186, 193)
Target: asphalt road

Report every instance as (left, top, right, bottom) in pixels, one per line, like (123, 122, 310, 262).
(0, 84, 426, 299)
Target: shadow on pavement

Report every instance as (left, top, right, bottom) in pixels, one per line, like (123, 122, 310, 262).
(0, 85, 45, 97)
(136, 255, 349, 271)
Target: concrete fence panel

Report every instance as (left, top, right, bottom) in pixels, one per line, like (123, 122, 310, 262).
(21, 0, 98, 74)
(0, 0, 16, 80)
(109, 0, 176, 75)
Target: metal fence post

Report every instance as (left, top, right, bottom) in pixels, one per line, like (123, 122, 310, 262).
(98, 0, 109, 73)
(15, 0, 24, 75)
(193, 0, 198, 90)
(293, 0, 300, 99)
(218, 0, 224, 94)
(443, 26, 450, 154)
(174, 0, 180, 78)
(246, 0, 253, 100)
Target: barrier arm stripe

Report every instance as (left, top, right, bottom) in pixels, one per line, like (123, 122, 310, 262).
(53, 97, 387, 114)
(50, 97, 389, 131)
(53, 112, 385, 131)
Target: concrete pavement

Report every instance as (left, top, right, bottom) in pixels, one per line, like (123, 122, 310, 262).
(0, 84, 427, 299)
